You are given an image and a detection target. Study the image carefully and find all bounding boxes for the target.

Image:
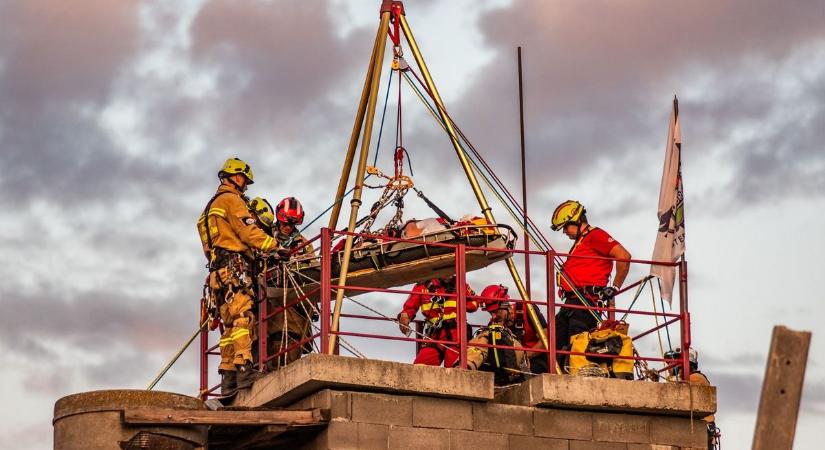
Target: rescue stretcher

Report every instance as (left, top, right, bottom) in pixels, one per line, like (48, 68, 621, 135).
(265, 223, 517, 300)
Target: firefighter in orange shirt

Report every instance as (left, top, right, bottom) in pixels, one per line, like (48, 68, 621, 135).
(198, 158, 281, 396)
(397, 276, 478, 367)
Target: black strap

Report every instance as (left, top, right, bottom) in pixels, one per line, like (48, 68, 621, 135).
(413, 187, 454, 224)
(202, 190, 234, 257)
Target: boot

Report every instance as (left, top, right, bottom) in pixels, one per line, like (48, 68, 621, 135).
(219, 370, 237, 396)
(235, 363, 263, 390)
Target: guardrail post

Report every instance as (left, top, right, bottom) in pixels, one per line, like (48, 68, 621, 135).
(546, 251, 557, 374)
(257, 277, 268, 372)
(678, 259, 690, 379)
(199, 317, 208, 400)
(456, 244, 468, 369)
(320, 228, 332, 355)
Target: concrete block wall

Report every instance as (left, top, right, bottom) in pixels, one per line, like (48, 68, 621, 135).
(288, 389, 708, 450)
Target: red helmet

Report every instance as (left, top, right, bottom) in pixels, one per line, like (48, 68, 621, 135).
(276, 197, 304, 225)
(480, 284, 510, 312)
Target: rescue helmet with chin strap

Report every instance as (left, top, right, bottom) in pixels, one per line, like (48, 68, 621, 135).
(249, 197, 275, 228)
(276, 197, 304, 225)
(480, 284, 510, 312)
(665, 347, 699, 370)
(219, 157, 254, 184)
(551, 200, 585, 231)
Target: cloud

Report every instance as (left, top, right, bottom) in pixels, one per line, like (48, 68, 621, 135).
(713, 371, 825, 416)
(188, 0, 372, 147)
(434, 0, 825, 212)
(0, 0, 142, 206)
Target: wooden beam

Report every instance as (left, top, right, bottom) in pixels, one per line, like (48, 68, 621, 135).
(122, 408, 329, 426)
(752, 325, 811, 450)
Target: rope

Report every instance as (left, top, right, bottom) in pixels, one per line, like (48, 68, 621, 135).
(299, 64, 396, 236)
(401, 70, 601, 320)
(650, 278, 666, 364)
(147, 318, 209, 390)
(619, 275, 655, 322)
(283, 266, 367, 359)
(373, 69, 394, 167)
(657, 277, 674, 352)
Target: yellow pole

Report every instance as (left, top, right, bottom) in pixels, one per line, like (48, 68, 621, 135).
(328, 11, 391, 353)
(328, 20, 385, 231)
(398, 15, 549, 350)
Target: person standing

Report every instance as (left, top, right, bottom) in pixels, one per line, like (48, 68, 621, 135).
(198, 158, 279, 396)
(267, 197, 317, 368)
(550, 200, 631, 371)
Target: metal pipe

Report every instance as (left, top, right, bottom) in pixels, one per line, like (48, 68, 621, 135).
(679, 259, 691, 379)
(328, 20, 385, 231)
(199, 318, 208, 400)
(518, 46, 531, 297)
(328, 11, 392, 353)
(320, 228, 332, 354)
(546, 251, 558, 374)
(398, 14, 549, 351)
(456, 244, 468, 369)
(257, 278, 268, 372)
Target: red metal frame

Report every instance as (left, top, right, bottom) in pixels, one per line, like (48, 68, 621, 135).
(199, 226, 691, 399)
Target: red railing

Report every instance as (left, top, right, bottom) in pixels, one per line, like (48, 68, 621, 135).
(199, 227, 690, 398)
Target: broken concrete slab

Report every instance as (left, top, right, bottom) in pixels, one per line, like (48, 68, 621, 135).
(495, 374, 716, 418)
(233, 354, 494, 408)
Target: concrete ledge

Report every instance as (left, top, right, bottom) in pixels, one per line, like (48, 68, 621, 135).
(233, 354, 494, 408)
(495, 374, 716, 418)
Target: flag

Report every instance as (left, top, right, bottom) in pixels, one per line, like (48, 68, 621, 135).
(651, 96, 685, 304)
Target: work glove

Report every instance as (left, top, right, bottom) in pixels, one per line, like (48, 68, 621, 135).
(397, 312, 412, 337)
(598, 286, 618, 301)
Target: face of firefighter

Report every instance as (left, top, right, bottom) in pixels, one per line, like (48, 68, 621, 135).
(492, 306, 511, 324)
(563, 223, 580, 240)
(229, 173, 249, 192)
(278, 221, 295, 236)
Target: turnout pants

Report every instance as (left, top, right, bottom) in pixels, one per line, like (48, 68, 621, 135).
(414, 325, 461, 367)
(555, 293, 599, 371)
(210, 266, 256, 372)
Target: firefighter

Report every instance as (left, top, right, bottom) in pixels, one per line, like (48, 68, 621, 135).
(550, 200, 631, 372)
(198, 157, 280, 396)
(248, 196, 275, 235)
(267, 197, 317, 368)
(462, 284, 527, 385)
(397, 276, 478, 367)
(665, 348, 720, 450)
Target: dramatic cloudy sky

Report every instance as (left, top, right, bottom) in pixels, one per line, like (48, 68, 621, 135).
(1, 1, 823, 448)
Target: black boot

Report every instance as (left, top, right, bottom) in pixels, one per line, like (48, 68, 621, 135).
(235, 363, 263, 390)
(219, 370, 237, 397)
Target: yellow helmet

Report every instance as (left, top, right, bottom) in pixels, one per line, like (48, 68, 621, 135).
(551, 200, 585, 231)
(249, 196, 274, 227)
(219, 157, 254, 184)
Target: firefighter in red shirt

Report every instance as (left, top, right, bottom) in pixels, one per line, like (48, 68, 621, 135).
(550, 200, 631, 372)
(397, 276, 478, 367)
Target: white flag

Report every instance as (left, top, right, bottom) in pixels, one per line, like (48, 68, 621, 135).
(651, 96, 685, 304)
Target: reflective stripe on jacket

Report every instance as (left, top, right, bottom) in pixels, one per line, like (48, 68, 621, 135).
(198, 184, 278, 259)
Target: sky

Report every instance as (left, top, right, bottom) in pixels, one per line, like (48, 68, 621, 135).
(1, 1, 823, 448)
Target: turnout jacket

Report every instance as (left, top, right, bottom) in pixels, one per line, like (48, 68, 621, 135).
(198, 184, 279, 260)
(401, 279, 478, 325)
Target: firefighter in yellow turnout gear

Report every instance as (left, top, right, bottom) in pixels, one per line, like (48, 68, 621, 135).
(266, 197, 317, 368)
(459, 285, 528, 385)
(198, 158, 279, 396)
